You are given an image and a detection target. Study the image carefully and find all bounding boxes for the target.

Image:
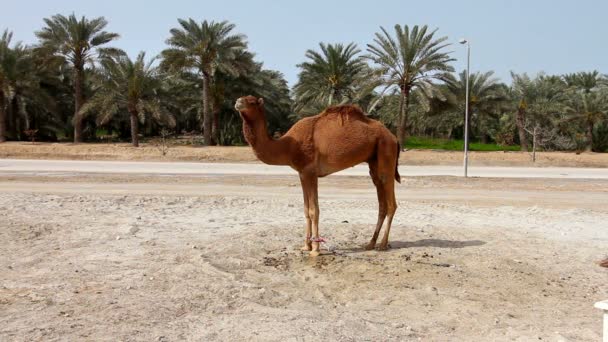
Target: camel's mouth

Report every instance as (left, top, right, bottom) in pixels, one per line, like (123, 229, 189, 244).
(234, 99, 246, 112)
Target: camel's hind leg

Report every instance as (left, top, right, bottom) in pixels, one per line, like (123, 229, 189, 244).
(365, 160, 387, 250)
(376, 139, 399, 251)
(377, 176, 397, 250)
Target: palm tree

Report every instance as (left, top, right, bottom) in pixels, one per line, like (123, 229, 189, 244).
(293, 42, 372, 113)
(80, 52, 174, 147)
(0, 30, 18, 142)
(511, 73, 569, 151)
(209, 49, 256, 144)
(366, 24, 454, 145)
(443, 71, 507, 143)
(563, 89, 608, 151)
(563, 71, 605, 93)
(0, 30, 57, 142)
(510, 72, 535, 151)
(161, 18, 247, 145)
(35, 14, 120, 142)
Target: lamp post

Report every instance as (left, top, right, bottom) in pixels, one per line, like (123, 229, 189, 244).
(459, 38, 470, 178)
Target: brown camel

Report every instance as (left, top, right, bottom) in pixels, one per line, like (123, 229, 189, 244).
(235, 95, 400, 256)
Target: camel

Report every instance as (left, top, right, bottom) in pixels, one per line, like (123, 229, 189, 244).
(235, 95, 400, 256)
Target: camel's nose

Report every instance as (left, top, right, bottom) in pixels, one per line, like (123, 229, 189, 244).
(235, 98, 244, 111)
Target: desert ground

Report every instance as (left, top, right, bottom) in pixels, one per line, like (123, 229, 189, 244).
(1, 162, 607, 341)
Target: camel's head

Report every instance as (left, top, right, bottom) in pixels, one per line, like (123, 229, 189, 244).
(235, 95, 264, 122)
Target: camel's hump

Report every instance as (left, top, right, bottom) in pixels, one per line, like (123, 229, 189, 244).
(320, 105, 367, 120)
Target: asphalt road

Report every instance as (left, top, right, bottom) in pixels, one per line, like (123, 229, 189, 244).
(0, 159, 606, 179)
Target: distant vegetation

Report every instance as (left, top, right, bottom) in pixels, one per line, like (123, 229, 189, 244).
(0, 15, 606, 152)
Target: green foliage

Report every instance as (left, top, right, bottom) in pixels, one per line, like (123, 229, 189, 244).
(293, 42, 374, 115)
(0, 16, 606, 152)
(35, 14, 121, 65)
(405, 136, 520, 151)
(593, 122, 608, 152)
(0, 30, 63, 141)
(80, 52, 175, 146)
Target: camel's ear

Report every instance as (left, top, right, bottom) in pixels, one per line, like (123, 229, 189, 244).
(258, 98, 264, 106)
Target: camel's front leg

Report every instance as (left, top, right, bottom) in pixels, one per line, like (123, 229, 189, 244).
(300, 172, 320, 256)
(299, 173, 312, 251)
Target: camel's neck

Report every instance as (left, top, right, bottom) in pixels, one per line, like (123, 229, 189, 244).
(242, 114, 292, 166)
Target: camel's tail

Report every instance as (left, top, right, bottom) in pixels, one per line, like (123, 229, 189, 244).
(395, 143, 401, 183)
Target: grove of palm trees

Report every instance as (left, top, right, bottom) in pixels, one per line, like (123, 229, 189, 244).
(1, 14, 606, 152)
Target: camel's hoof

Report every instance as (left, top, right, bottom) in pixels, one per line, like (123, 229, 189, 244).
(377, 244, 390, 251)
(309, 250, 320, 257)
(300, 245, 312, 251)
(364, 243, 376, 251)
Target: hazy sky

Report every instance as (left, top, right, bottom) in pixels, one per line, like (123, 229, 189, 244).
(2, 0, 607, 86)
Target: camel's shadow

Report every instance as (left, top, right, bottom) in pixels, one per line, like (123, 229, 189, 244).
(339, 239, 486, 253)
(390, 239, 486, 249)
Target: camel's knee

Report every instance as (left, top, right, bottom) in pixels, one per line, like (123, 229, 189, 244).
(387, 201, 397, 215)
(303, 208, 311, 220)
(307, 206, 319, 221)
(378, 203, 388, 217)
(372, 177, 381, 187)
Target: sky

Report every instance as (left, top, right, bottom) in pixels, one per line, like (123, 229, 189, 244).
(2, 0, 607, 86)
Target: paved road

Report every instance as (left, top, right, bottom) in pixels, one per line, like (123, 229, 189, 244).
(0, 159, 606, 179)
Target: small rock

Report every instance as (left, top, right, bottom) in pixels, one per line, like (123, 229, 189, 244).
(129, 226, 140, 235)
(426, 286, 438, 294)
(116, 236, 121, 240)
(341, 220, 349, 223)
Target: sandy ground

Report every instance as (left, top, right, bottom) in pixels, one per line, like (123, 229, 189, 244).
(1, 141, 608, 167)
(1, 172, 608, 341)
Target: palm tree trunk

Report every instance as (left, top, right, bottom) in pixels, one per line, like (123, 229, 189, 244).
(6, 93, 15, 139)
(397, 88, 409, 146)
(0, 93, 6, 143)
(73, 65, 85, 143)
(210, 94, 219, 146)
(515, 107, 528, 151)
(586, 121, 594, 152)
(201, 72, 212, 146)
(212, 108, 220, 146)
(129, 111, 139, 147)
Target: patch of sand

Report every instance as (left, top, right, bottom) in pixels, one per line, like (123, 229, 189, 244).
(0, 175, 607, 340)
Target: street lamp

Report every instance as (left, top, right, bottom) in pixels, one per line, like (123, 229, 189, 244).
(459, 38, 470, 178)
